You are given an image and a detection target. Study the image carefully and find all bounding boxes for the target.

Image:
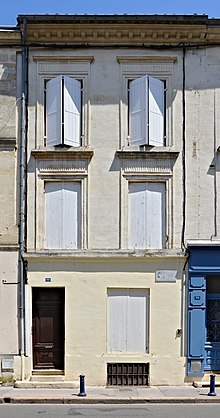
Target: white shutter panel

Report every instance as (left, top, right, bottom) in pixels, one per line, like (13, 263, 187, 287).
(128, 182, 166, 249)
(127, 290, 147, 352)
(108, 289, 148, 353)
(128, 182, 147, 249)
(46, 76, 62, 146)
(149, 77, 164, 146)
(108, 289, 128, 352)
(63, 77, 81, 147)
(129, 76, 148, 146)
(63, 182, 81, 248)
(45, 182, 62, 249)
(146, 182, 166, 249)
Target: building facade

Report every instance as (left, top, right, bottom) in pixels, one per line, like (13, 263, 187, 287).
(2, 14, 220, 386)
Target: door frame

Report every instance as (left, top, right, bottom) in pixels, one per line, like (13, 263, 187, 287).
(32, 287, 65, 371)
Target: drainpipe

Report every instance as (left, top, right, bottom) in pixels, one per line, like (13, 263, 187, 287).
(18, 16, 27, 381)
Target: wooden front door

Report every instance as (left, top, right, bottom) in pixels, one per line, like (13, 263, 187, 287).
(32, 288, 64, 370)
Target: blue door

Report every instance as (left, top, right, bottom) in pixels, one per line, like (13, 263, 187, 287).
(205, 294, 220, 371)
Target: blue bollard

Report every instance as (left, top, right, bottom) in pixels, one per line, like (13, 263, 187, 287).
(78, 374, 87, 397)
(208, 374, 217, 396)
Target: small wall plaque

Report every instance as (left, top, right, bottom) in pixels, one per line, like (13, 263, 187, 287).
(45, 277, 52, 283)
(156, 270, 177, 283)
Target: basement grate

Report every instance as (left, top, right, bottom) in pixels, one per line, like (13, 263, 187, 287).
(107, 362, 149, 386)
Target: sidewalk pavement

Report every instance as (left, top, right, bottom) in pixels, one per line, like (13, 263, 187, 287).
(1, 385, 220, 404)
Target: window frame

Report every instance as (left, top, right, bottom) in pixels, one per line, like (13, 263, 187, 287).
(35, 57, 93, 150)
(128, 180, 166, 250)
(120, 173, 173, 250)
(117, 57, 174, 150)
(44, 180, 82, 250)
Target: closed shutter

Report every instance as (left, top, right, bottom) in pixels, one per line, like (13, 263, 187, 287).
(45, 182, 81, 249)
(46, 76, 62, 146)
(146, 183, 166, 249)
(108, 289, 148, 353)
(62, 182, 81, 248)
(63, 77, 81, 147)
(128, 182, 165, 249)
(149, 77, 165, 146)
(129, 76, 148, 146)
(45, 182, 62, 248)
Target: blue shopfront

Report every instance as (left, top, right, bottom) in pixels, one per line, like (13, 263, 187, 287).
(188, 244, 220, 376)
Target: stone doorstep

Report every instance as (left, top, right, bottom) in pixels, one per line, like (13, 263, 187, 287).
(14, 381, 79, 389)
(193, 380, 220, 388)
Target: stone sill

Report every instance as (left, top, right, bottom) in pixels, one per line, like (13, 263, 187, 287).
(116, 148, 179, 159)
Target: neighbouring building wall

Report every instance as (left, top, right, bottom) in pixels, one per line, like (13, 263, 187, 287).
(0, 41, 19, 378)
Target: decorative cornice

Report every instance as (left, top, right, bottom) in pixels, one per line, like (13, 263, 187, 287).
(33, 55, 94, 63)
(117, 56, 177, 63)
(0, 30, 20, 45)
(116, 150, 179, 158)
(31, 148, 94, 159)
(22, 23, 210, 45)
(0, 138, 16, 151)
(116, 150, 179, 175)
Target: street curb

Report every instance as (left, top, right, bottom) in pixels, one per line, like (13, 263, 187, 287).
(1, 397, 220, 404)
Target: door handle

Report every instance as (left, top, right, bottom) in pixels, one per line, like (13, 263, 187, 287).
(45, 345, 53, 349)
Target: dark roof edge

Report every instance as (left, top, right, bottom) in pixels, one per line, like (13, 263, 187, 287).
(17, 14, 210, 26)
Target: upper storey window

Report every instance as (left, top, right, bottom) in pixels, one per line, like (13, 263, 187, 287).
(129, 75, 165, 147)
(45, 75, 82, 147)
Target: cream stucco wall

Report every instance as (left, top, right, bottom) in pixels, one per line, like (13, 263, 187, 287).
(26, 256, 185, 385)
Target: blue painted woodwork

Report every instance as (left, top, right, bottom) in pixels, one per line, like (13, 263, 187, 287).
(188, 245, 220, 376)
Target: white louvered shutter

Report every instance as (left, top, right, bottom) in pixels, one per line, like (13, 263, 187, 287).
(46, 76, 62, 146)
(127, 289, 147, 352)
(128, 182, 147, 249)
(108, 289, 148, 353)
(129, 76, 148, 146)
(149, 77, 165, 146)
(45, 182, 62, 248)
(145, 182, 166, 249)
(128, 182, 165, 249)
(64, 77, 81, 147)
(45, 182, 81, 249)
(62, 182, 81, 248)
(108, 289, 128, 352)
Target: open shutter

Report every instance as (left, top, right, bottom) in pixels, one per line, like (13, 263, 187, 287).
(148, 77, 165, 146)
(46, 76, 62, 146)
(62, 182, 81, 248)
(63, 77, 81, 147)
(129, 76, 148, 146)
(45, 182, 62, 249)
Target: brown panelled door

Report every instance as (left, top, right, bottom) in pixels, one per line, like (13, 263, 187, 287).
(32, 288, 65, 370)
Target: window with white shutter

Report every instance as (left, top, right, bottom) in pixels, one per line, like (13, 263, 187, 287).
(46, 76, 81, 147)
(45, 181, 81, 249)
(108, 289, 149, 353)
(128, 182, 166, 249)
(129, 75, 165, 147)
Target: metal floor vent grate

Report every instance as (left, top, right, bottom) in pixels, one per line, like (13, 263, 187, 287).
(107, 362, 149, 386)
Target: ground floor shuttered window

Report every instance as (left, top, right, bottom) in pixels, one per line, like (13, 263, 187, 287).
(107, 289, 149, 353)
